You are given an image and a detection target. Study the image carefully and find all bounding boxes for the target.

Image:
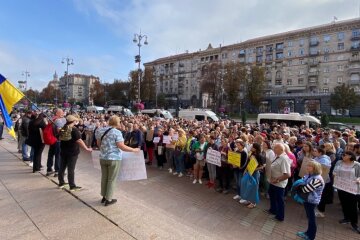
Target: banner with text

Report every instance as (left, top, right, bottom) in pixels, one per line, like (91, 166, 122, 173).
(206, 148, 221, 166)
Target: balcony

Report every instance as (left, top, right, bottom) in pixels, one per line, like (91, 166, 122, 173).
(351, 35, 360, 41)
(309, 51, 320, 56)
(351, 46, 360, 51)
(276, 47, 284, 52)
(308, 61, 319, 67)
(348, 66, 360, 74)
(350, 55, 360, 62)
(349, 79, 360, 85)
(309, 40, 319, 46)
(308, 79, 318, 86)
(308, 71, 319, 77)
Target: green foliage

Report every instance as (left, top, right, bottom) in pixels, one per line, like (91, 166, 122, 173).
(246, 66, 265, 111)
(241, 110, 247, 124)
(223, 62, 245, 112)
(320, 112, 329, 127)
(330, 84, 358, 115)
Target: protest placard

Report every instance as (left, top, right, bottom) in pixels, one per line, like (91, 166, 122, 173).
(246, 155, 258, 175)
(206, 148, 221, 166)
(172, 134, 179, 141)
(334, 175, 358, 195)
(228, 151, 241, 167)
(91, 150, 101, 170)
(119, 150, 147, 181)
(153, 137, 160, 143)
(163, 135, 171, 144)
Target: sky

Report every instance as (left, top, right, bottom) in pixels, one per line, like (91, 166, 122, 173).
(0, 0, 358, 90)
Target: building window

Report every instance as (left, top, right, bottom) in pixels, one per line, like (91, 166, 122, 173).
(298, 78, 304, 85)
(337, 55, 344, 60)
(323, 47, 330, 53)
(324, 55, 329, 62)
(299, 59, 305, 65)
(323, 88, 329, 93)
(352, 29, 360, 38)
(323, 78, 329, 85)
(288, 41, 293, 47)
(276, 52, 284, 60)
(299, 69, 304, 75)
(287, 79, 292, 85)
(276, 43, 284, 51)
(323, 35, 331, 43)
(337, 43, 344, 50)
(275, 79, 282, 85)
(352, 41, 360, 48)
(337, 76, 343, 83)
(338, 32, 345, 41)
(310, 47, 318, 55)
(299, 39, 305, 46)
(266, 54, 273, 61)
(288, 60, 292, 66)
(337, 65, 344, 71)
(323, 67, 330, 73)
(299, 48, 305, 56)
(256, 56, 263, 63)
(287, 51, 293, 57)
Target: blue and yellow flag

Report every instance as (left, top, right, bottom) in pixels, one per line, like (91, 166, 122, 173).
(0, 74, 24, 139)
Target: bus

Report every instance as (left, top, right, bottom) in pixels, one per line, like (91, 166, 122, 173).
(257, 113, 321, 128)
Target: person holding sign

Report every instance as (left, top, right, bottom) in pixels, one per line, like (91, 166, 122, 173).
(192, 134, 208, 184)
(204, 135, 219, 189)
(96, 116, 140, 206)
(240, 143, 265, 209)
(333, 151, 360, 234)
(154, 127, 166, 169)
(174, 129, 187, 177)
(232, 139, 248, 203)
(216, 138, 232, 194)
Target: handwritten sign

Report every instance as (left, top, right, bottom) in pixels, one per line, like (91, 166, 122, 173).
(172, 134, 179, 141)
(246, 155, 259, 175)
(163, 136, 171, 144)
(153, 137, 160, 143)
(91, 150, 147, 181)
(228, 151, 241, 167)
(206, 148, 221, 166)
(119, 150, 147, 181)
(334, 176, 358, 195)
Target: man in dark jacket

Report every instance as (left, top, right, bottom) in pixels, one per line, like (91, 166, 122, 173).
(20, 111, 32, 161)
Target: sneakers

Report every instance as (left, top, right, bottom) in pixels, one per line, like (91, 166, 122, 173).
(178, 173, 183, 178)
(315, 210, 325, 218)
(58, 183, 69, 189)
(101, 197, 106, 203)
(54, 172, 58, 177)
(240, 199, 249, 204)
(29, 162, 33, 167)
(173, 172, 178, 176)
(168, 168, 173, 173)
(296, 232, 309, 239)
(104, 199, 117, 206)
(193, 179, 197, 184)
(198, 179, 202, 184)
(70, 186, 82, 192)
(233, 195, 240, 200)
(46, 171, 55, 176)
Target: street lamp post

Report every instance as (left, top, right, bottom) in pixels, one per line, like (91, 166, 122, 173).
(21, 70, 30, 91)
(133, 30, 148, 103)
(61, 57, 74, 103)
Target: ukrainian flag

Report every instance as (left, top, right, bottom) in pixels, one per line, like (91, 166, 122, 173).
(0, 74, 24, 139)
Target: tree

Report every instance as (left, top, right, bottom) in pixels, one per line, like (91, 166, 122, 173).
(330, 84, 358, 116)
(90, 80, 105, 106)
(107, 80, 131, 106)
(223, 62, 245, 113)
(24, 89, 40, 104)
(141, 67, 156, 104)
(320, 112, 329, 127)
(200, 63, 222, 110)
(246, 65, 265, 112)
(129, 70, 140, 102)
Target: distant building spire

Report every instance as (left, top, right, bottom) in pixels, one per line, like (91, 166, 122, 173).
(53, 71, 58, 81)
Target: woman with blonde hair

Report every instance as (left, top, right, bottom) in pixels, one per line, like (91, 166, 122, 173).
(96, 115, 140, 206)
(296, 160, 324, 240)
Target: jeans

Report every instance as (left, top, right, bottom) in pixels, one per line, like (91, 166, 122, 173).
(30, 147, 34, 162)
(100, 159, 121, 200)
(233, 169, 243, 196)
(58, 153, 78, 188)
(304, 202, 317, 240)
(165, 148, 175, 169)
(0, 123, 3, 138)
(47, 141, 61, 172)
(175, 151, 185, 173)
(33, 144, 45, 172)
(19, 135, 29, 159)
(268, 184, 285, 221)
(207, 162, 216, 182)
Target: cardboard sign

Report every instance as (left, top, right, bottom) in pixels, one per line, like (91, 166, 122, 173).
(163, 136, 171, 144)
(153, 137, 160, 143)
(228, 151, 241, 167)
(246, 155, 259, 175)
(334, 176, 358, 195)
(206, 148, 221, 167)
(172, 134, 179, 141)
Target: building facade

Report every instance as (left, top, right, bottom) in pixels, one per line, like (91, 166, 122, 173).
(144, 18, 360, 115)
(59, 74, 99, 105)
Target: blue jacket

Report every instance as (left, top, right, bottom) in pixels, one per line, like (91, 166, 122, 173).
(303, 174, 324, 205)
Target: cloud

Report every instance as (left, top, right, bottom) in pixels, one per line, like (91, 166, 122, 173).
(76, 0, 358, 64)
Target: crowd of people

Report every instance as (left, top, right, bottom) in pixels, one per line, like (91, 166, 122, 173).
(8, 108, 360, 240)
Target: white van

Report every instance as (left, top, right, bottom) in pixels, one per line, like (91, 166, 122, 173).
(257, 113, 320, 128)
(107, 105, 134, 116)
(141, 109, 173, 119)
(86, 106, 104, 113)
(178, 109, 219, 122)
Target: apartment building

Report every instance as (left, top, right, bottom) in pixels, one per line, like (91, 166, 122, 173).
(59, 74, 99, 104)
(144, 18, 360, 115)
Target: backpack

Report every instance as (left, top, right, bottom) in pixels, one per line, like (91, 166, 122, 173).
(43, 123, 57, 145)
(59, 125, 73, 141)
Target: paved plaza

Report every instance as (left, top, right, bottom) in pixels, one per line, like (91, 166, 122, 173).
(0, 135, 359, 240)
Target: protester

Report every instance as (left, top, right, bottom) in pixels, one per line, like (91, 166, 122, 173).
(58, 115, 92, 191)
(174, 129, 187, 177)
(296, 160, 325, 240)
(19, 110, 32, 161)
(96, 115, 140, 206)
(233, 139, 248, 203)
(267, 143, 291, 222)
(192, 134, 207, 184)
(204, 135, 218, 188)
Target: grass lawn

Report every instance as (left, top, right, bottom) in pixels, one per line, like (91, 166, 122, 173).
(328, 116, 360, 124)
